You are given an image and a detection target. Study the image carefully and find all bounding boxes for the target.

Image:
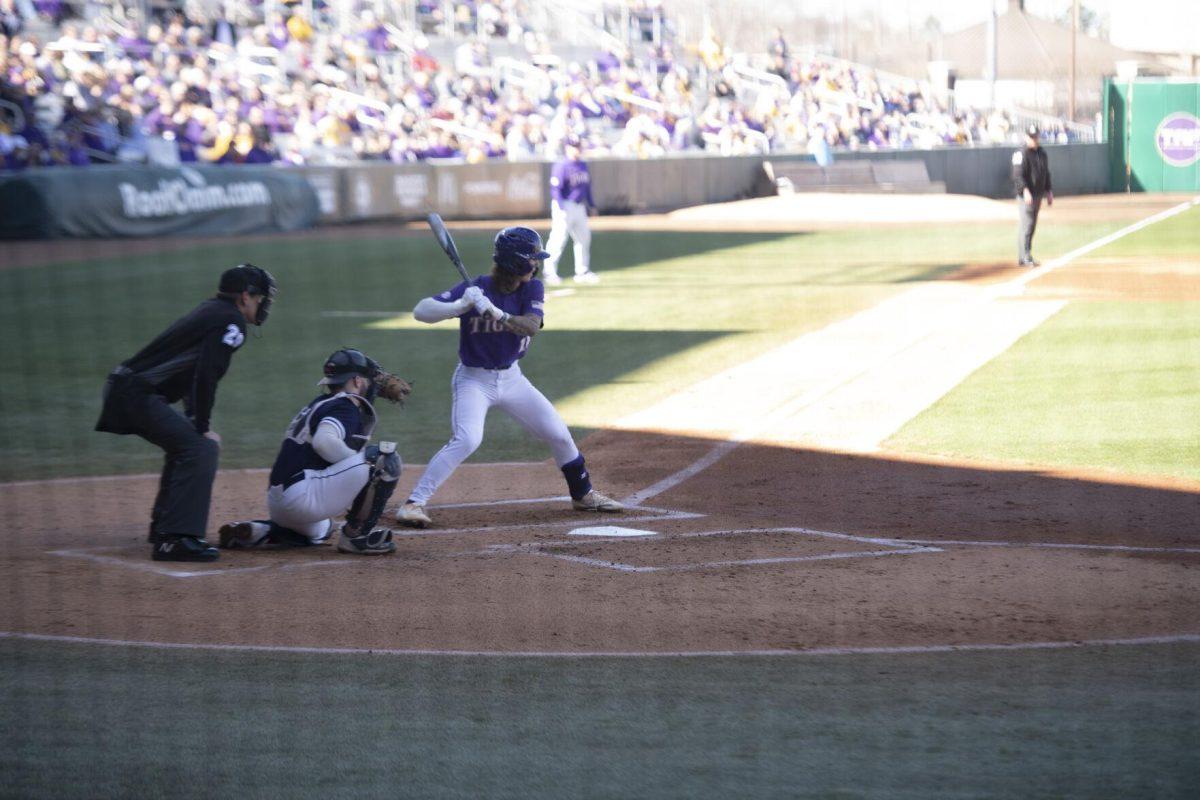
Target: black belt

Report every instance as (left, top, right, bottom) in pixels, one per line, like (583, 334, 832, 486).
(278, 471, 306, 490)
(466, 363, 513, 371)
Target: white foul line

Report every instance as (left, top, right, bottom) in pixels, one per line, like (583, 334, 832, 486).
(2, 629, 1197, 659)
(622, 195, 1200, 508)
(1010, 195, 1200, 288)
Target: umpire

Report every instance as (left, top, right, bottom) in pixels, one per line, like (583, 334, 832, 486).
(1013, 123, 1053, 266)
(95, 264, 277, 562)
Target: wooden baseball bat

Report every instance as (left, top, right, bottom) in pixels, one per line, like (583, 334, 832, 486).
(426, 213, 472, 284)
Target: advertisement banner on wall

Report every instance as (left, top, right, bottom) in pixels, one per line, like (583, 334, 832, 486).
(0, 164, 320, 239)
(336, 163, 432, 221)
(434, 162, 544, 218)
(297, 167, 344, 223)
(1106, 78, 1200, 192)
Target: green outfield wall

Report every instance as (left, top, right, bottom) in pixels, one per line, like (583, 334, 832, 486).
(1106, 78, 1200, 192)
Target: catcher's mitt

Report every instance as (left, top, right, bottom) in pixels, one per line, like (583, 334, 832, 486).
(375, 369, 413, 405)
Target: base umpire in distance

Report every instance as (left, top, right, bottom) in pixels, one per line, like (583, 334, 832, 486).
(1013, 123, 1053, 267)
(95, 264, 277, 562)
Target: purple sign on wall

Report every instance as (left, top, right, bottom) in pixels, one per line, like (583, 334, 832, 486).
(1155, 112, 1200, 167)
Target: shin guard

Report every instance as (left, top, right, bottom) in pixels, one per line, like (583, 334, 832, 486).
(346, 443, 402, 535)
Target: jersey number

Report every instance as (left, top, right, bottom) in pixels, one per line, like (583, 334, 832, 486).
(222, 324, 244, 348)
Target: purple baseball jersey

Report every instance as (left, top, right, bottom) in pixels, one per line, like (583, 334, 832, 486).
(438, 276, 545, 369)
(549, 158, 593, 206)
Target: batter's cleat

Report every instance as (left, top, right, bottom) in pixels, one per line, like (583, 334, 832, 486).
(573, 271, 600, 284)
(218, 521, 270, 549)
(152, 535, 219, 562)
(336, 526, 396, 556)
(572, 490, 624, 513)
(542, 272, 562, 286)
(396, 501, 432, 528)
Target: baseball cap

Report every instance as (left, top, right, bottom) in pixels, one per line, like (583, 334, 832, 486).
(219, 263, 271, 294)
(1026, 124, 1039, 137)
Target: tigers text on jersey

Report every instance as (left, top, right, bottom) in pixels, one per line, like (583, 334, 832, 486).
(269, 393, 375, 486)
(438, 275, 545, 369)
(116, 296, 247, 433)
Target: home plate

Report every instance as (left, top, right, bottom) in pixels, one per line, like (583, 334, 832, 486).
(568, 526, 657, 537)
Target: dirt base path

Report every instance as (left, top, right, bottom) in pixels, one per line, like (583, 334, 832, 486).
(1, 433, 1197, 654)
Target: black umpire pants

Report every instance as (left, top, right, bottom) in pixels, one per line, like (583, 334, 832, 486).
(95, 375, 220, 539)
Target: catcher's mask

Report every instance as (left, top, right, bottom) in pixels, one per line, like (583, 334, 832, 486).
(493, 226, 550, 276)
(319, 348, 381, 401)
(219, 263, 277, 325)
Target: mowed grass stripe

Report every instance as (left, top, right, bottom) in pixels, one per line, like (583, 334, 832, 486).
(0, 219, 1133, 480)
(886, 207, 1200, 480)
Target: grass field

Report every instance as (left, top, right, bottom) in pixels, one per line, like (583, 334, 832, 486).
(0, 213, 1184, 480)
(887, 207, 1200, 480)
(2, 637, 1198, 799)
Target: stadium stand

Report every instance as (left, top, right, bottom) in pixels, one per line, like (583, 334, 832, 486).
(0, 0, 1083, 171)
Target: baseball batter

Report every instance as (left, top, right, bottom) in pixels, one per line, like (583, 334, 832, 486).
(543, 136, 598, 285)
(219, 349, 411, 555)
(396, 226, 622, 528)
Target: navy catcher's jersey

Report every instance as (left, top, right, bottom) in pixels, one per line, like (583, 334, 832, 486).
(117, 296, 247, 434)
(269, 393, 374, 486)
(438, 275, 545, 369)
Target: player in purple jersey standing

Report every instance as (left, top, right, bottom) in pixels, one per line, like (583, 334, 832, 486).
(543, 136, 599, 285)
(396, 226, 623, 528)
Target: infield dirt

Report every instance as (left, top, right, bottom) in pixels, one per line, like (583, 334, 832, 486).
(1, 193, 1197, 656)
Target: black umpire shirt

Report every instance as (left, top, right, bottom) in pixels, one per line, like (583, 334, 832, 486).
(1013, 145, 1052, 198)
(111, 296, 247, 434)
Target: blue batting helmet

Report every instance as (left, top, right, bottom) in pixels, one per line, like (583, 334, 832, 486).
(493, 226, 550, 275)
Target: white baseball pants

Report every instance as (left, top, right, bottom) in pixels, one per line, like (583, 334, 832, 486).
(409, 363, 579, 505)
(544, 200, 591, 277)
(267, 451, 370, 542)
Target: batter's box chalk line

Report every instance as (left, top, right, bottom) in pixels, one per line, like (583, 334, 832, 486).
(488, 527, 943, 574)
(47, 546, 357, 579)
(44, 498, 704, 579)
(387, 497, 704, 537)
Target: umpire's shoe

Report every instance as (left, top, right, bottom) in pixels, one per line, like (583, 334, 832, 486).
(337, 525, 396, 556)
(152, 535, 219, 562)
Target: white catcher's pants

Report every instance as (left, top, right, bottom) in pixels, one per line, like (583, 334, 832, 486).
(409, 363, 579, 505)
(267, 451, 370, 542)
(544, 200, 591, 277)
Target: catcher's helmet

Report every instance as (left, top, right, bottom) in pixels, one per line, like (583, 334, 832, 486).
(493, 226, 550, 275)
(319, 348, 380, 387)
(218, 263, 277, 325)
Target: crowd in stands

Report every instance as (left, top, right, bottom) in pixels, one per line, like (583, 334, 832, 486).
(0, 1, 1073, 171)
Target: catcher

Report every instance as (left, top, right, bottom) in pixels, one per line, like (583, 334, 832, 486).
(219, 348, 412, 556)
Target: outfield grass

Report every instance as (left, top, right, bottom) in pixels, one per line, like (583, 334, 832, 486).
(887, 207, 1200, 481)
(1, 638, 1196, 799)
(0, 217, 1134, 480)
